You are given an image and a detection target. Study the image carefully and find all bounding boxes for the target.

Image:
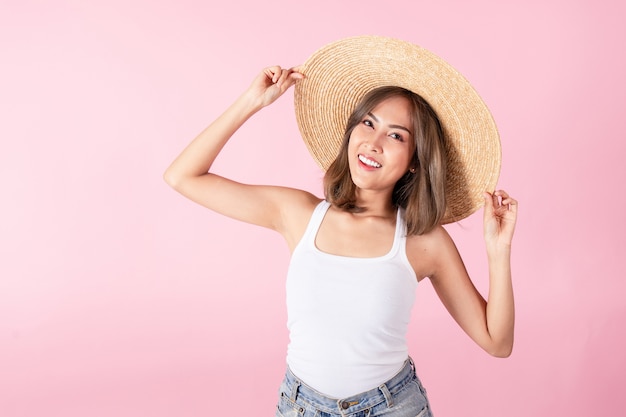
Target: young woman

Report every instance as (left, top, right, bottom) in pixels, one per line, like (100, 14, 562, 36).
(164, 37, 517, 417)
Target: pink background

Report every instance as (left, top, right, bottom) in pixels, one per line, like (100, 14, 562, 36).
(1, 0, 625, 416)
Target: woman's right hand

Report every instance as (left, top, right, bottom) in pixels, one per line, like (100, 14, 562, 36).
(246, 66, 304, 108)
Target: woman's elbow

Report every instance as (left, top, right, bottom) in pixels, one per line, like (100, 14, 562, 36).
(163, 168, 183, 190)
(488, 342, 513, 358)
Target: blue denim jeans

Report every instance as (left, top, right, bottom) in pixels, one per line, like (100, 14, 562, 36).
(275, 357, 433, 417)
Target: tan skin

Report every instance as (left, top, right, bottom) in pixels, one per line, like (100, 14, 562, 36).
(164, 66, 518, 358)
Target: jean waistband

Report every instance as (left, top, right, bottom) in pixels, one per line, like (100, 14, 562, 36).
(282, 357, 417, 414)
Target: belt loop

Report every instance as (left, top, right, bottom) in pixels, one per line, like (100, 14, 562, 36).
(408, 356, 416, 373)
(290, 379, 301, 402)
(379, 382, 393, 408)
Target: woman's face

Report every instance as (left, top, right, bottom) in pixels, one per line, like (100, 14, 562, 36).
(348, 95, 415, 195)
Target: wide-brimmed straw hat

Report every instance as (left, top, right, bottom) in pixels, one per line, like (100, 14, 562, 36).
(294, 35, 501, 223)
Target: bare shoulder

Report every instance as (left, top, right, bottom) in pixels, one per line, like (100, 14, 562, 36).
(406, 225, 460, 281)
(275, 188, 323, 251)
(275, 186, 321, 216)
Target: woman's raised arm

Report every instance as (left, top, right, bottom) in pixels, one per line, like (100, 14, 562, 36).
(163, 67, 315, 233)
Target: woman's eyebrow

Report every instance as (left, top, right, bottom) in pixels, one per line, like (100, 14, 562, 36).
(367, 112, 412, 135)
(367, 112, 379, 123)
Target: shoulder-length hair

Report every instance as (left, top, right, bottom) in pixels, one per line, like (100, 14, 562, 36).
(323, 86, 447, 235)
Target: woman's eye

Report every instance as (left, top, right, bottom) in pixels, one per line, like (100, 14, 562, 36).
(363, 119, 373, 127)
(390, 133, 404, 141)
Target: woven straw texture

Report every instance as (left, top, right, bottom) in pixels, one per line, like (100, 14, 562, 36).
(294, 35, 501, 223)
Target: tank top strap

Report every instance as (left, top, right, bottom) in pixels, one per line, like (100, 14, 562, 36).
(394, 207, 410, 259)
(395, 208, 407, 240)
(299, 200, 331, 248)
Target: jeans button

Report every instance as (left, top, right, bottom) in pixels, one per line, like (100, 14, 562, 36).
(341, 401, 350, 410)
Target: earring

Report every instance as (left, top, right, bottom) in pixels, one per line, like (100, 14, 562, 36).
(409, 168, 416, 173)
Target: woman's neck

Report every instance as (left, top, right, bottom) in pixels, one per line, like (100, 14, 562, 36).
(353, 188, 396, 220)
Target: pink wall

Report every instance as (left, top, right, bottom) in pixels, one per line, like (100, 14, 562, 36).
(1, 1, 625, 416)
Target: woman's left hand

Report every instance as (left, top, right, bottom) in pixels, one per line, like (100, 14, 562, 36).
(483, 190, 518, 248)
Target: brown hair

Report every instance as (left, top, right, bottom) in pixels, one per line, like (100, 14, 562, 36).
(323, 86, 447, 235)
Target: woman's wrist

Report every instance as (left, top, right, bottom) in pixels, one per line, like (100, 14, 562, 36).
(486, 242, 511, 263)
(235, 88, 265, 114)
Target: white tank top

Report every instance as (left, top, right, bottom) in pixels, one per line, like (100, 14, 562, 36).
(285, 200, 418, 398)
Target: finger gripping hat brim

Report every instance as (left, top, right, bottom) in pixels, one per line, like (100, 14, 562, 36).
(294, 35, 501, 223)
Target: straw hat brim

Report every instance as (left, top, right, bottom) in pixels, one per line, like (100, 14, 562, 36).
(294, 35, 501, 224)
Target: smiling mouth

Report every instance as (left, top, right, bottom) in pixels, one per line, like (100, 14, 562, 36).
(358, 154, 382, 168)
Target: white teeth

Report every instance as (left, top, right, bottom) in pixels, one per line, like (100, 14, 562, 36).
(359, 154, 381, 168)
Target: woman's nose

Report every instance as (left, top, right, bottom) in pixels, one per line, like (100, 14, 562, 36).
(366, 133, 383, 152)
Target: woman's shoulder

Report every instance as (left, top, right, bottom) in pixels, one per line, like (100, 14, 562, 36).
(275, 188, 323, 250)
(406, 224, 453, 246)
(278, 187, 323, 212)
(405, 225, 459, 279)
